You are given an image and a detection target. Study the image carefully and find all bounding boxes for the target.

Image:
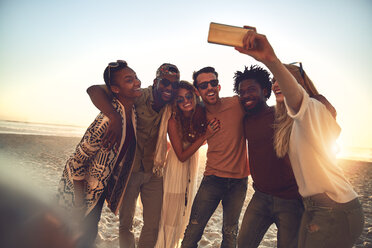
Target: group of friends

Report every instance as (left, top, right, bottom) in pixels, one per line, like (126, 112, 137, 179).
(57, 29, 364, 248)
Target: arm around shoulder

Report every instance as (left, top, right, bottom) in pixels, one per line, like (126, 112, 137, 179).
(86, 84, 117, 118)
(87, 84, 122, 149)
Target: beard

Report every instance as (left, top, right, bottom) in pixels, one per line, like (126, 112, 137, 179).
(244, 99, 266, 115)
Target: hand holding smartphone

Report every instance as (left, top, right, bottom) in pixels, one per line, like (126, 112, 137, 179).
(207, 22, 255, 48)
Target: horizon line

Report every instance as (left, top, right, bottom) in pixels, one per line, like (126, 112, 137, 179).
(0, 119, 86, 128)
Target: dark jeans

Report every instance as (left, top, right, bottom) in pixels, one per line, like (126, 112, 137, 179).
(77, 192, 106, 248)
(238, 190, 304, 248)
(181, 175, 248, 248)
(299, 193, 364, 248)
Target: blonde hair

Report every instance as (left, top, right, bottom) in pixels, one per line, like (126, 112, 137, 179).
(273, 63, 319, 157)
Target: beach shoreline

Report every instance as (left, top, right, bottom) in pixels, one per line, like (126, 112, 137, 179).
(0, 133, 371, 247)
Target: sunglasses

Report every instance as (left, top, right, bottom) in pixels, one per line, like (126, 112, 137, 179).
(289, 62, 304, 80)
(197, 79, 219, 90)
(107, 60, 127, 86)
(176, 93, 193, 103)
(158, 78, 180, 89)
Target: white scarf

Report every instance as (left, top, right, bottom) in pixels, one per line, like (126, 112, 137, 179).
(153, 105, 172, 176)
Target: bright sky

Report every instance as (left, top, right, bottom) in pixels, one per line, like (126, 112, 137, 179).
(0, 0, 371, 150)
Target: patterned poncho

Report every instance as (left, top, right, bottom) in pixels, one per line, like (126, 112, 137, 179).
(57, 99, 136, 215)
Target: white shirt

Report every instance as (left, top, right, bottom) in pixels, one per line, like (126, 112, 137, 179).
(285, 85, 357, 203)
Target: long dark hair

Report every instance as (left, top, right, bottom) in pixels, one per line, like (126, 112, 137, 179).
(172, 81, 208, 143)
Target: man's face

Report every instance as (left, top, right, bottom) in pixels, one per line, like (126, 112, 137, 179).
(238, 79, 267, 113)
(153, 74, 180, 103)
(195, 72, 220, 105)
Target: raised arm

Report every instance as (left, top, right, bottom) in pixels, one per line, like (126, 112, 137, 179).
(86, 84, 121, 149)
(235, 30, 303, 113)
(167, 117, 220, 162)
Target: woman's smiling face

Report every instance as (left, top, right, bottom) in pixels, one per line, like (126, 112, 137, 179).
(176, 88, 195, 115)
(272, 78, 284, 103)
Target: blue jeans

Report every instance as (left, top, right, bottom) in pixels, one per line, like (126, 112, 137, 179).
(298, 193, 364, 248)
(238, 190, 304, 248)
(181, 175, 248, 248)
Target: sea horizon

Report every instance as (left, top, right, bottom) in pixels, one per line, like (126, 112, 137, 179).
(0, 119, 86, 138)
(1, 119, 371, 163)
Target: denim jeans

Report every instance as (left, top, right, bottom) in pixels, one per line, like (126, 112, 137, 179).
(237, 190, 304, 248)
(298, 193, 364, 248)
(119, 171, 163, 248)
(181, 175, 248, 248)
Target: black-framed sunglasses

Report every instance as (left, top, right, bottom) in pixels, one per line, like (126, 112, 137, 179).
(197, 79, 219, 90)
(289, 62, 304, 80)
(158, 78, 180, 89)
(107, 60, 127, 86)
(176, 93, 193, 104)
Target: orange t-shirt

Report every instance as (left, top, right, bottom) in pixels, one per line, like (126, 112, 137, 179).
(204, 96, 249, 178)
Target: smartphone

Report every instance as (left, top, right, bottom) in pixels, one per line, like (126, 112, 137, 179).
(207, 22, 252, 48)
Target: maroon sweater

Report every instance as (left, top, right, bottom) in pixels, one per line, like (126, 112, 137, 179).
(244, 105, 300, 199)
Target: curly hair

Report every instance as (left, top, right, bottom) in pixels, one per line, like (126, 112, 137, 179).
(233, 65, 272, 99)
(172, 81, 208, 143)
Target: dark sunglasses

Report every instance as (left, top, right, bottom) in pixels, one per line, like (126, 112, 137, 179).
(176, 93, 193, 103)
(197, 79, 219, 90)
(107, 60, 127, 86)
(289, 62, 304, 80)
(158, 78, 180, 89)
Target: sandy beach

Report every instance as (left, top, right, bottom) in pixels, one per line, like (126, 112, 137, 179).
(0, 133, 371, 247)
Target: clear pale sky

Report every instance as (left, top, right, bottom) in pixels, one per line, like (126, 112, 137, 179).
(0, 0, 371, 150)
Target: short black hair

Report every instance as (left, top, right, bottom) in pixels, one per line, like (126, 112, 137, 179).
(233, 65, 272, 99)
(192, 66, 218, 88)
(103, 60, 129, 88)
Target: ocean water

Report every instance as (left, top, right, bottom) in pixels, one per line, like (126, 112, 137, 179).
(338, 146, 372, 163)
(0, 120, 85, 137)
(1, 119, 371, 163)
